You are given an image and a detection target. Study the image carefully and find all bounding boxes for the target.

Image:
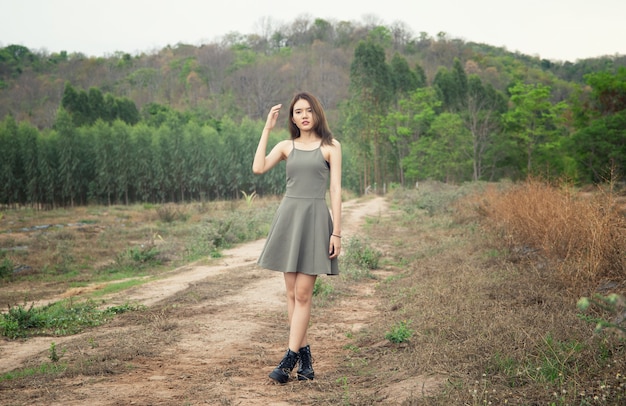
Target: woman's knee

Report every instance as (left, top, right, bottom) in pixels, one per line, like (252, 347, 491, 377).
(294, 290, 313, 305)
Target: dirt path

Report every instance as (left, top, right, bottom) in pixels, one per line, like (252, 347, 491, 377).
(0, 196, 389, 405)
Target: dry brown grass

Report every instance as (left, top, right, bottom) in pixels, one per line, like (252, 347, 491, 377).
(475, 178, 626, 293)
(320, 182, 626, 405)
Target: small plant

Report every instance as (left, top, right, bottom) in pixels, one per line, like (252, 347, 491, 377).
(241, 190, 257, 206)
(48, 342, 60, 362)
(385, 320, 413, 343)
(114, 245, 160, 271)
(313, 278, 334, 297)
(88, 337, 99, 348)
(577, 293, 626, 337)
(337, 376, 350, 405)
(0, 257, 14, 278)
(156, 204, 189, 223)
(0, 303, 45, 339)
(342, 237, 382, 271)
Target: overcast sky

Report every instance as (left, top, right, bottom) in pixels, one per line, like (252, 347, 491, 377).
(1, 0, 624, 62)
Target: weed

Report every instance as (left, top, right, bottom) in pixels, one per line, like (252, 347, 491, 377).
(156, 204, 189, 223)
(337, 376, 350, 405)
(88, 337, 99, 348)
(342, 236, 381, 272)
(0, 257, 13, 278)
(112, 244, 160, 272)
(241, 190, 257, 206)
(385, 320, 413, 343)
(313, 278, 334, 297)
(0, 302, 45, 338)
(49, 342, 62, 362)
(578, 293, 626, 337)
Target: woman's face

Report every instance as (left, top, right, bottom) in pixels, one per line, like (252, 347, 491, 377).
(292, 99, 315, 131)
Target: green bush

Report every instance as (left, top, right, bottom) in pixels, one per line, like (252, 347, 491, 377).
(0, 257, 13, 278)
(343, 237, 381, 270)
(385, 320, 413, 343)
(313, 278, 334, 297)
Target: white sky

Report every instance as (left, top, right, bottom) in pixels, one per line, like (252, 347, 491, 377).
(1, 0, 624, 62)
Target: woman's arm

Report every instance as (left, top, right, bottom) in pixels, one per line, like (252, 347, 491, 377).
(253, 104, 286, 174)
(328, 139, 342, 259)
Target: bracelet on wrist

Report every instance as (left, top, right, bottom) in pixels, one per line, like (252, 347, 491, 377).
(332, 234, 342, 238)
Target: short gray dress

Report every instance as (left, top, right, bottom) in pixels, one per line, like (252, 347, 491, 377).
(258, 141, 339, 275)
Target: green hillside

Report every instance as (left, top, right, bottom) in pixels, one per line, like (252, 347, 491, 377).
(1, 17, 626, 207)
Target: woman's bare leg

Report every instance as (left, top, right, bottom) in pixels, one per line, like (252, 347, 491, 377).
(283, 272, 317, 350)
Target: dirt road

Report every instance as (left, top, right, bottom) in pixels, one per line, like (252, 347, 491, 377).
(0, 196, 389, 405)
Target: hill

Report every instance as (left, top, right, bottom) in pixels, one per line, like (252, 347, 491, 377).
(1, 16, 625, 129)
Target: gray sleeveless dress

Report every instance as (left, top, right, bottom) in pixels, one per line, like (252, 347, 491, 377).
(257, 142, 339, 275)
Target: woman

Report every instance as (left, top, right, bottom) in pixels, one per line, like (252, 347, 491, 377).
(252, 91, 342, 383)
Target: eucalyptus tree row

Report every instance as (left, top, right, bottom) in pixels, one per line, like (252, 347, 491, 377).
(0, 111, 286, 208)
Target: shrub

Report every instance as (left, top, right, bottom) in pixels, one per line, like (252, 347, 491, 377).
(156, 204, 189, 223)
(385, 320, 413, 343)
(477, 178, 626, 290)
(0, 257, 13, 278)
(343, 237, 381, 270)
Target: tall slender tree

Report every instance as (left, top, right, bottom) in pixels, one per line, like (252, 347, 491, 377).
(55, 108, 81, 206)
(347, 40, 393, 193)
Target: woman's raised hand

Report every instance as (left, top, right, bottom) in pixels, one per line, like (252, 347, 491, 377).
(265, 104, 282, 131)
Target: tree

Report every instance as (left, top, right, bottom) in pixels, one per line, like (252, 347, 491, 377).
(464, 76, 507, 180)
(111, 120, 133, 204)
(385, 88, 440, 186)
(569, 68, 626, 182)
(347, 40, 393, 193)
(55, 108, 81, 206)
(414, 64, 427, 88)
(91, 120, 116, 205)
(503, 82, 567, 176)
(433, 58, 468, 112)
(390, 53, 418, 97)
(405, 112, 472, 182)
(0, 115, 22, 206)
(585, 67, 626, 115)
(20, 122, 40, 206)
(87, 87, 105, 125)
(569, 112, 626, 182)
(115, 97, 140, 125)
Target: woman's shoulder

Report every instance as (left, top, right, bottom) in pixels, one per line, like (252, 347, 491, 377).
(321, 139, 341, 162)
(275, 139, 293, 159)
(276, 139, 292, 147)
(324, 138, 341, 150)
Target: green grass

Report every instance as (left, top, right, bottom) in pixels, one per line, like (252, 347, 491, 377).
(91, 278, 151, 297)
(0, 362, 67, 383)
(0, 300, 145, 339)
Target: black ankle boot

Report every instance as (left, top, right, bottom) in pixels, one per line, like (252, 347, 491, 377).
(269, 349, 299, 384)
(297, 345, 314, 381)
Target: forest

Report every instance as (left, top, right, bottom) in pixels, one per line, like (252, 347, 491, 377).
(1, 16, 626, 207)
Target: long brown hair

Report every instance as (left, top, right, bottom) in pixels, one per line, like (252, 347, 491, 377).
(288, 92, 334, 146)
